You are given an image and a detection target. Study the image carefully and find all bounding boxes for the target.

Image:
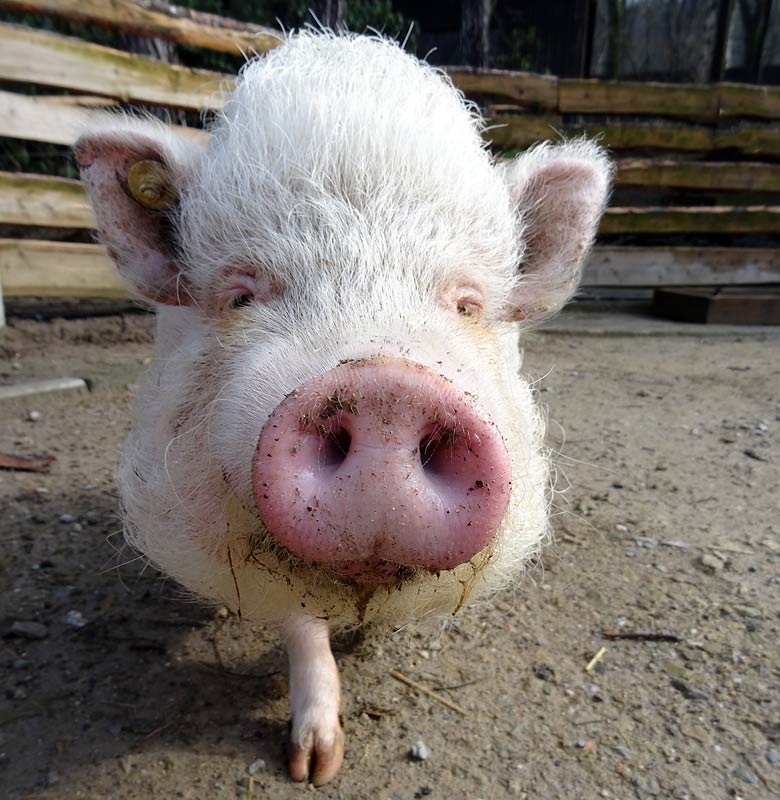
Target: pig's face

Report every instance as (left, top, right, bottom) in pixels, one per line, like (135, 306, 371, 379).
(76, 33, 611, 627)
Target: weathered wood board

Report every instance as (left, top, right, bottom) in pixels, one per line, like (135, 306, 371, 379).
(0, 0, 281, 54)
(0, 22, 230, 110)
(0, 171, 95, 227)
(3, 241, 778, 297)
(0, 90, 210, 147)
(583, 247, 780, 286)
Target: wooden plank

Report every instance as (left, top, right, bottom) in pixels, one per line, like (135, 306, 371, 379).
(653, 287, 780, 325)
(0, 171, 94, 227)
(718, 82, 780, 120)
(715, 125, 780, 157)
(560, 78, 719, 123)
(0, 240, 125, 297)
(1, 240, 778, 295)
(447, 68, 558, 109)
(0, 90, 100, 146)
(0, 90, 210, 147)
(0, 22, 229, 110)
(489, 114, 717, 152)
(491, 114, 780, 157)
(600, 206, 780, 235)
(614, 159, 780, 192)
(583, 246, 780, 286)
(487, 115, 566, 150)
(0, 0, 281, 55)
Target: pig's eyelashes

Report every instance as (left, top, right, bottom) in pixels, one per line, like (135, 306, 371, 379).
(230, 293, 254, 309)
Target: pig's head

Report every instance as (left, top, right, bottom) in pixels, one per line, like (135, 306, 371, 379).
(76, 33, 611, 627)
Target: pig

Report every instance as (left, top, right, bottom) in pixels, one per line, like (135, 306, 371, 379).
(75, 31, 611, 786)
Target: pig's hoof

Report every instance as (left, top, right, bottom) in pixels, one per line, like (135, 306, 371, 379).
(288, 717, 344, 786)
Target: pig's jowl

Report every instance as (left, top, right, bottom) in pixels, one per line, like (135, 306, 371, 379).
(75, 32, 611, 785)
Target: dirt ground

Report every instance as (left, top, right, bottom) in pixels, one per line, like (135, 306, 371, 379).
(1, 312, 778, 800)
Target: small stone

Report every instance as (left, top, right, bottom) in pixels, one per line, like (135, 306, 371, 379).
(625, 548, 638, 558)
(743, 448, 767, 462)
(611, 480, 624, 489)
(766, 748, 780, 765)
(661, 539, 690, 549)
(634, 536, 658, 548)
(635, 775, 661, 797)
(532, 663, 555, 682)
(27, 410, 41, 422)
(409, 740, 432, 761)
(752, 423, 768, 435)
(247, 757, 267, 775)
(63, 610, 87, 629)
(8, 620, 48, 640)
(663, 661, 690, 681)
(215, 606, 229, 619)
(581, 683, 604, 701)
(699, 552, 725, 573)
(71, 522, 83, 532)
(670, 678, 708, 701)
(577, 499, 595, 515)
(733, 766, 757, 784)
(655, 463, 668, 471)
(58, 514, 75, 524)
(615, 745, 632, 758)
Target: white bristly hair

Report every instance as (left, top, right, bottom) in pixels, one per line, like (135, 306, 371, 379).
(96, 31, 609, 628)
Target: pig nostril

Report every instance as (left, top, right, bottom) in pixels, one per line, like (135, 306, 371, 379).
(419, 428, 458, 478)
(318, 425, 352, 469)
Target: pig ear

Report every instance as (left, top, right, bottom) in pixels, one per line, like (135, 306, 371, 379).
(502, 140, 612, 322)
(74, 128, 199, 306)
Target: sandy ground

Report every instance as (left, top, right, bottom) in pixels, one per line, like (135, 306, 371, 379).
(1, 313, 778, 800)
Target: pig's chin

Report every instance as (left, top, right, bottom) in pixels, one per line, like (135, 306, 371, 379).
(320, 557, 421, 587)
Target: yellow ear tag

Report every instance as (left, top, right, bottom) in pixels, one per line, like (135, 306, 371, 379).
(127, 160, 177, 210)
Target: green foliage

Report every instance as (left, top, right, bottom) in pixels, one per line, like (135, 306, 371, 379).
(495, 26, 537, 71)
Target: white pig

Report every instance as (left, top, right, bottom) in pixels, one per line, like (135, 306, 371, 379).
(75, 31, 611, 785)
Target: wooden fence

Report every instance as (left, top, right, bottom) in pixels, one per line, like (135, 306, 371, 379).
(0, 0, 779, 309)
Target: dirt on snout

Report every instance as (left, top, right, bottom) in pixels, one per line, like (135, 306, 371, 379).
(1, 313, 778, 800)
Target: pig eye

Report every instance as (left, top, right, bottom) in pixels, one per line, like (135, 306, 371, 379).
(230, 293, 254, 309)
(456, 300, 481, 318)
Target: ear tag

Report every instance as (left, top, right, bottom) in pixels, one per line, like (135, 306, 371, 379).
(127, 160, 177, 210)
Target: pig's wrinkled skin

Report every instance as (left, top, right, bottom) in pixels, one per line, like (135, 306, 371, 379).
(75, 32, 611, 785)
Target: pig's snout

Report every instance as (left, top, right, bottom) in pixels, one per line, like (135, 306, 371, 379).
(252, 357, 511, 583)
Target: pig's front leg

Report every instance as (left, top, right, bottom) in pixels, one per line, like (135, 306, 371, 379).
(282, 615, 344, 786)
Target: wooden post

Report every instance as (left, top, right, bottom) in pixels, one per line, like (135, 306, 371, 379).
(311, 0, 347, 29)
(459, 0, 495, 68)
(737, 0, 773, 82)
(580, 0, 598, 78)
(710, 0, 735, 82)
(605, 0, 623, 79)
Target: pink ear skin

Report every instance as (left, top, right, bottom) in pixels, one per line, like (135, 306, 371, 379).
(75, 133, 193, 307)
(503, 143, 612, 323)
